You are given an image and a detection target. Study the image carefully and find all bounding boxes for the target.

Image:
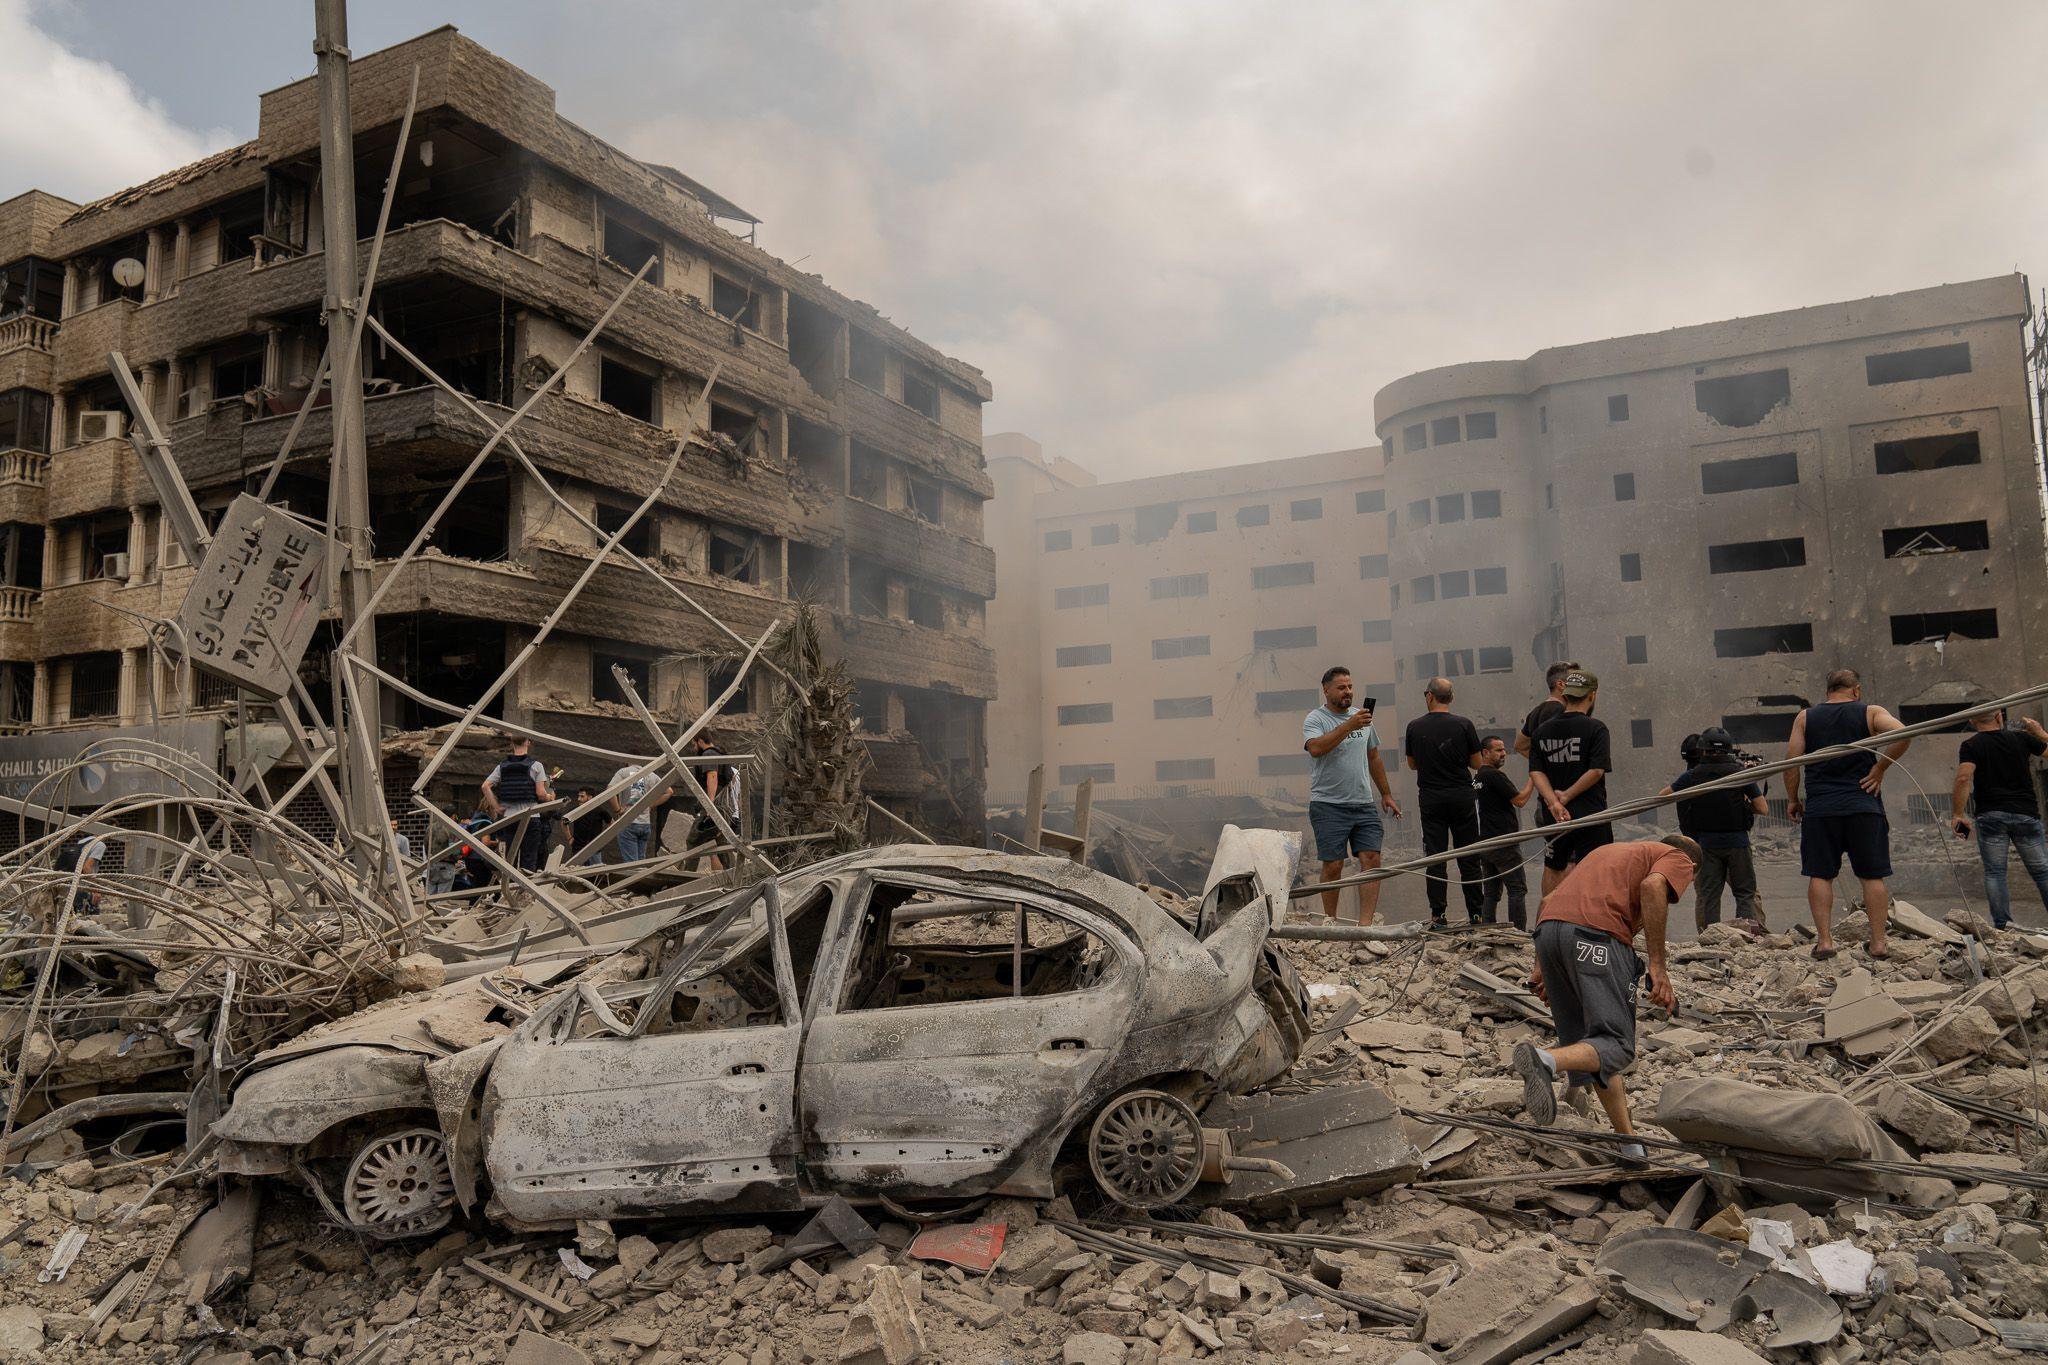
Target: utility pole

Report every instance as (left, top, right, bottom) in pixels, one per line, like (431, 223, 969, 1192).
(313, 0, 386, 871)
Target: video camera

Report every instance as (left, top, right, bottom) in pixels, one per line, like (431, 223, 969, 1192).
(1682, 728, 1766, 770)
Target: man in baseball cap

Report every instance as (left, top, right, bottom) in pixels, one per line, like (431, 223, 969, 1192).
(1529, 670, 1613, 901)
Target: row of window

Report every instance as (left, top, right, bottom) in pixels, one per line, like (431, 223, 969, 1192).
(1411, 646, 1515, 678)
(1407, 567, 1508, 605)
(1391, 341, 1972, 458)
(1699, 609, 2000, 659)
(1606, 519, 1995, 586)
(1044, 489, 1386, 552)
(1605, 432, 1982, 504)
(1055, 567, 1395, 605)
(1402, 489, 1504, 528)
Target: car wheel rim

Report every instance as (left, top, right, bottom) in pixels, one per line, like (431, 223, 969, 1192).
(1089, 1089, 1201, 1209)
(343, 1127, 454, 1237)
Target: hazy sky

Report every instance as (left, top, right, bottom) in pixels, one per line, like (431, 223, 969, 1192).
(7, 0, 2045, 481)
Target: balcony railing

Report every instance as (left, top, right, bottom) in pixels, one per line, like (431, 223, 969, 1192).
(0, 316, 57, 356)
(0, 586, 39, 622)
(0, 451, 48, 487)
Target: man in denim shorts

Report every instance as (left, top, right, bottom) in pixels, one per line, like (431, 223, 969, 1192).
(1303, 666, 1403, 923)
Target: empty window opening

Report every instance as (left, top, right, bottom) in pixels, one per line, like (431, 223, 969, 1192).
(1882, 520, 1990, 557)
(1899, 703, 1973, 733)
(1356, 489, 1386, 514)
(1410, 575, 1436, 604)
(851, 560, 892, 618)
(594, 501, 653, 557)
(1150, 573, 1207, 600)
(1259, 753, 1313, 777)
(901, 372, 940, 420)
(1440, 648, 1476, 678)
(1157, 758, 1215, 781)
(906, 587, 944, 629)
(1058, 703, 1114, 726)
(1439, 569, 1471, 599)
(1253, 561, 1314, 590)
(1412, 652, 1436, 678)
(905, 477, 943, 523)
(1186, 510, 1218, 534)
(1362, 618, 1392, 643)
(1090, 522, 1119, 546)
(1631, 719, 1655, 749)
(1407, 499, 1431, 527)
(848, 331, 885, 388)
(1539, 405, 1548, 433)
(1608, 394, 1630, 423)
(1892, 609, 1998, 645)
(592, 650, 652, 707)
(1059, 764, 1113, 786)
(1135, 504, 1178, 542)
(1431, 415, 1462, 446)
(1708, 537, 1807, 574)
(1695, 369, 1790, 427)
(1713, 623, 1814, 657)
(1702, 450, 1799, 494)
(1253, 625, 1317, 650)
(1043, 528, 1072, 552)
(210, 345, 265, 408)
(709, 530, 759, 583)
(1474, 566, 1507, 596)
(839, 887, 1120, 1013)
(1054, 583, 1110, 609)
(1056, 644, 1111, 668)
(1479, 646, 1514, 674)
(710, 403, 760, 457)
(1721, 712, 1797, 744)
(711, 274, 760, 329)
(599, 357, 657, 423)
(787, 295, 840, 396)
(1465, 411, 1498, 440)
(1154, 696, 1213, 720)
(1625, 635, 1648, 664)
(602, 217, 662, 282)
(1403, 423, 1427, 452)
(1152, 635, 1209, 660)
(1437, 493, 1466, 523)
(1471, 489, 1502, 519)
(1619, 553, 1642, 582)
(1875, 430, 1980, 475)
(1236, 504, 1270, 528)
(1256, 689, 1318, 714)
(1613, 472, 1636, 501)
(849, 443, 889, 503)
(1360, 554, 1389, 579)
(85, 515, 129, 580)
(1290, 497, 1323, 521)
(1866, 342, 1970, 386)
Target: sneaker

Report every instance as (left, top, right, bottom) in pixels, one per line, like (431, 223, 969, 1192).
(1512, 1042, 1557, 1125)
(1618, 1141, 1648, 1166)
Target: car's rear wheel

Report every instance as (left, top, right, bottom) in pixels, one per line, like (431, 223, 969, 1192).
(1087, 1088, 1202, 1209)
(342, 1126, 454, 1239)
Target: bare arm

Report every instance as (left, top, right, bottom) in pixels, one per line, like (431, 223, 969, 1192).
(1466, 749, 1485, 771)
(1860, 706, 1911, 793)
(1367, 749, 1402, 816)
(1304, 711, 1370, 759)
(1639, 873, 1675, 1011)
(2022, 716, 2048, 743)
(481, 773, 502, 816)
(1783, 710, 1807, 813)
(1554, 768, 1606, 808)
(1514, 730, 1532, 759)
(1511, 776, 1536, 808)
(1750, 795, 1770, 815)
(1953, 760, 1975, 833)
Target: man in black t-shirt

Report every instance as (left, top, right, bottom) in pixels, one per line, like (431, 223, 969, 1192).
(1516, 661, 1580, 831)
(1474, 736, 1535, 928)
(1404, 677, 1485, 926)
(1531, 670, 1613, 899)
(1952, 710, 2048, 928)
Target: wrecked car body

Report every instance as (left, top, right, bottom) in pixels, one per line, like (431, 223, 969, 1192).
(213, 837, 1313, 1236)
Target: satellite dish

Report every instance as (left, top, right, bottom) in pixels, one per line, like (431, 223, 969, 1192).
(112, 257, 145, 289)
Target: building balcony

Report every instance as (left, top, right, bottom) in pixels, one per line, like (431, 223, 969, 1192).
(840, 497, 996, 599)
(0, 316, 57, 356)
(826, 610, 995, 700)
(0, 585, 36, 660)
(0, 450, 47, 525)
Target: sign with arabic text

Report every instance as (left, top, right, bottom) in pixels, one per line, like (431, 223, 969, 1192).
(173, 494, 330, 699)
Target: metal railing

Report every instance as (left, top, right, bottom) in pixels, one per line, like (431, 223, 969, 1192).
(0, 316, 56, 356)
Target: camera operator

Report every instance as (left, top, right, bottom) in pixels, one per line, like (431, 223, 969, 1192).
(1660, 726, 1768, 931)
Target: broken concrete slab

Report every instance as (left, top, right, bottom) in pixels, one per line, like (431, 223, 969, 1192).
(1062, 1332, 1126, 1365)
(839, 1266, 926, 1365)
(1343, 1018, 1470, 1057)
(1424, 1247, 1599, 1364)
(1635, 1329, 1770, 1365)
(506, 1332, 593, 1365)
(1860, 1081, 1972, 1149)
(1823, 970, 1912, 1058)
(1888, 899, 1966, 945)
(1595, 1228, 1842, 1348)
(1197, 1082, 1420, 1212)
(1926, 1006, 2005, 1064)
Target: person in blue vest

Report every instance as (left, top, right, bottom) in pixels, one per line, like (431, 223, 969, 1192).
(481, 736, 555, 873)
(1784, 669, 1911, 960)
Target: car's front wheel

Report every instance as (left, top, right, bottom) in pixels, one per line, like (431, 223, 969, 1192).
(342, 1126, 455, 1239)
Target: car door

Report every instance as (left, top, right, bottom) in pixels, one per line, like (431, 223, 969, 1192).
(797, 872, 1140, 1199)
(483, 883, 812, 1222)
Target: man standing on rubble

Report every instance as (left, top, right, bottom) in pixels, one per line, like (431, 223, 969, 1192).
(1530, 670, 1612, 900)
(1405, 677, 1486, 926)
(482, 735, 554, 873)
(1303, 666, 1402, 923)
(608, 761, 673, 864)
(1662, 727, 1769, 931)
(1786, 669, 1909, 959)
(1951, 708, 2048, 929)
(1474, 736, 1535, 928)
(1513, 834, 1702, 1160)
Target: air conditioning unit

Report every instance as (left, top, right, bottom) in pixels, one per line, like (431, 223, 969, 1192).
(77, 410, 126, 443)
(100, 552, 130, 581)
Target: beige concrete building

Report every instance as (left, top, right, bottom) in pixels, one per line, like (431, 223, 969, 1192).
(1374, 274, 2048, 818)
(0, 26, 996, 839)
(987, 440, 1393, 804)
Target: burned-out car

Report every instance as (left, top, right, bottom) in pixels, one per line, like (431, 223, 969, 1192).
(212, 838, 1313, 1236)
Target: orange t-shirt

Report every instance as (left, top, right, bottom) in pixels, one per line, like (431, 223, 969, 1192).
(1535, 842, 1696, 944)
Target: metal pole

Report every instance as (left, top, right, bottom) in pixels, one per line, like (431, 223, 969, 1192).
(313, 0, 384, 870)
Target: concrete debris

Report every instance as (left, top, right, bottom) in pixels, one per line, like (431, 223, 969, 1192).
(1635, 1328, 1772, 1365)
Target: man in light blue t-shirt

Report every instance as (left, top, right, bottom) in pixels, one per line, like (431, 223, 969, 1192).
(1303, 665, 1403, 923)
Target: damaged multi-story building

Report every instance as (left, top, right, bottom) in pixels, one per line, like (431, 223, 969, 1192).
(1375, 274, 2048, 816)
(0, 25, 995, 843)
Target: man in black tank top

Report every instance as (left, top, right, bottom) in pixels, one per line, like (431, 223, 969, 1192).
(1785, 669, 1911, 959)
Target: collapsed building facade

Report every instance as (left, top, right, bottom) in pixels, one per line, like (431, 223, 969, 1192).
(0, 25, 995, 842)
